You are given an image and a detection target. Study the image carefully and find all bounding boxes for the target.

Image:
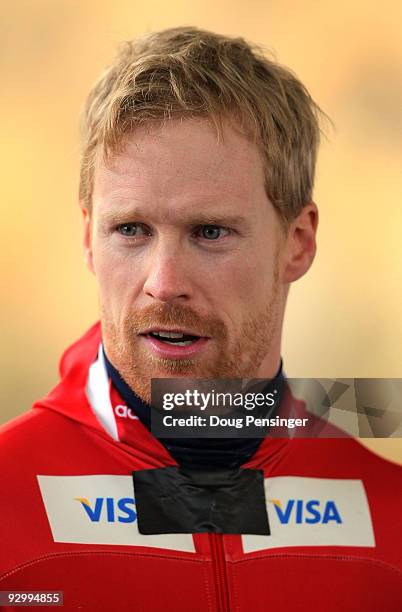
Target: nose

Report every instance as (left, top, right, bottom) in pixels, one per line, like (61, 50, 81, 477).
(143, 241, 192, 304)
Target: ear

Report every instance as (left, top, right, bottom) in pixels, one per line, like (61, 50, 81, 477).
(282, 202, 318, 284)
(80, 202, 95, 275)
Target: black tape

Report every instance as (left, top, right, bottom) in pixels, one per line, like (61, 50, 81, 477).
(132, 466, 270, 535)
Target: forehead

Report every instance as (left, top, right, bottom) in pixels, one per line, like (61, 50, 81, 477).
(92, 117, 268, 219)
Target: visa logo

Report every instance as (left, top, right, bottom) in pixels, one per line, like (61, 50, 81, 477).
(75, 497, 137, 523)
(269, 499, 342, 524)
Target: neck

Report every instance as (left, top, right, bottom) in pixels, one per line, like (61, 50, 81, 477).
(103, 347, 285, 470)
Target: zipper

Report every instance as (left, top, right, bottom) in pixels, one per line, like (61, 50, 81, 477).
(209, 533, 230, 612)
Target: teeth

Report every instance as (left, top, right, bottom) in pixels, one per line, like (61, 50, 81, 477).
(164, 340, 193, 346)
(153, 331, 185, 338)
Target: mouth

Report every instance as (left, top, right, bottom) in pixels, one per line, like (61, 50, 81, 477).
(141, 329, 204, 345)
(138, 328, 210, 358)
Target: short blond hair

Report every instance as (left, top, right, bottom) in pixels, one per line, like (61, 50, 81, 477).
(79, 26, 329, 224)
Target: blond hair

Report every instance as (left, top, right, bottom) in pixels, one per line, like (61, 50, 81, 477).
(79, 26, 329, 224)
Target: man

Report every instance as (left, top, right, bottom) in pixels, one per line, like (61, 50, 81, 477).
(0, 27, 401, 611)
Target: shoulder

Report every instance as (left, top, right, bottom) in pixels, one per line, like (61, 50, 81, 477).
(0, 409, 69, 453)
(288, 436, 401, 472)
(0, 408, 93, 479)
(284, 437, 402, 509)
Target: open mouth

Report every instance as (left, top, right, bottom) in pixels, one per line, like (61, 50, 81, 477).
(138, 328, 209, 359)
(146, 331, 201, 346)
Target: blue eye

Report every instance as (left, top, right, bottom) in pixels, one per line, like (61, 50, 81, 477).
(117, 223, 149, 237)
(198, 225, 228, 240)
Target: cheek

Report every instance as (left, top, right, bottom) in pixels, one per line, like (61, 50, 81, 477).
(91, 242, 142, 316)
(216, 250, 276, 302)
(204, 256, 272, 329)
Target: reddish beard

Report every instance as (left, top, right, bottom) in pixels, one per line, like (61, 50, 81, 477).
(101, 285, 281, 404)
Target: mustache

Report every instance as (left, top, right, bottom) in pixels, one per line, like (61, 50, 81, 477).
(126, 303, 227, 340)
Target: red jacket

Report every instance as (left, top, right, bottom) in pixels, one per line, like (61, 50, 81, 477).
(0, 323, 401, 611)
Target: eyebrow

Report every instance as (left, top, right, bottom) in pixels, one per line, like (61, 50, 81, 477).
(99, 206, 250, 228)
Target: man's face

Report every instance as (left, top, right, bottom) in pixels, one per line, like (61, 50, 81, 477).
(86, 117, 289, 403)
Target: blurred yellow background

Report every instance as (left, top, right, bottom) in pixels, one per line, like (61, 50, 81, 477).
(1, 0, 401, 463)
